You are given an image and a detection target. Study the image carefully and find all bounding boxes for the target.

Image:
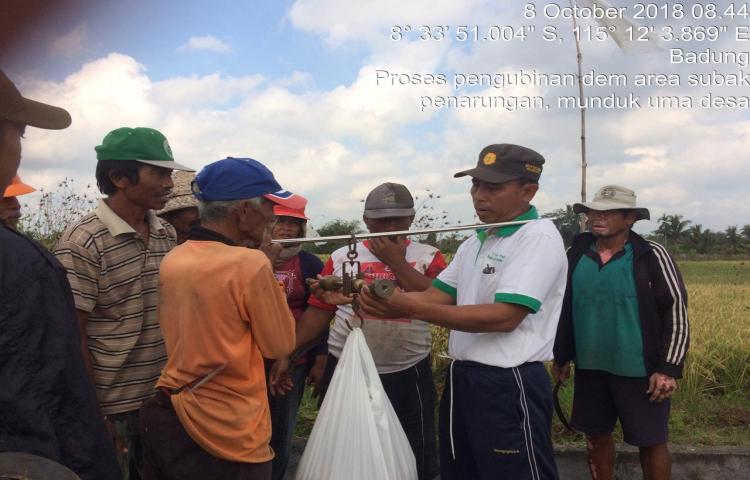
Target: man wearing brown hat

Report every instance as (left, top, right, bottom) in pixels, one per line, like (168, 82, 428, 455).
(360, 144, 567, 480)
(54, 126, 194, 480)
(1, 70, 121, 479)
(157, 170, 199, 244)
(552, 185, 689, 480)
(285, 182, 448, 480)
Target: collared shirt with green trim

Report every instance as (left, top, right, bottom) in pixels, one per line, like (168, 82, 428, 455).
(54, 199, 177, 415)
(571, 243, 647, 377)
(433, 206, 567, 368)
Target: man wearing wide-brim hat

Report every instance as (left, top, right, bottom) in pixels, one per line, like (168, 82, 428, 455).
(553, 185, 689, 480)
(157, 170, 199, 244)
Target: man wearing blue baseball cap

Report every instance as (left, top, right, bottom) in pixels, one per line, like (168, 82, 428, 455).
(140, 157, 299, 479)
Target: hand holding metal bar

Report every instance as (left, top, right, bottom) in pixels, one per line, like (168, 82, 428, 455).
(307, 276, 396, 298)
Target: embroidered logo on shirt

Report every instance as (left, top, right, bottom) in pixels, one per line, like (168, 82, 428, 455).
(487, 252, 506, 263)
(482, 264, 495, 274)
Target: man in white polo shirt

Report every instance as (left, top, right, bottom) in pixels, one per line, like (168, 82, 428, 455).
(361, 144, 567, 480)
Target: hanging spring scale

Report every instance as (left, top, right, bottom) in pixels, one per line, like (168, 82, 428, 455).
(343, 235, 366, 329)
(306, 235, 398, 328)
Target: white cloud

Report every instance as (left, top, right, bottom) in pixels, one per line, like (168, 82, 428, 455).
(50, 23, 88, 57)
(15, 0, 750, 234)
(289, 0, 497, 46)
(177, 35, 233, 53)
(276, 71, 315, 89)
(151, 73, 265, 108)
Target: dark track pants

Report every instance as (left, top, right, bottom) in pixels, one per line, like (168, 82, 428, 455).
(439, 361, 559, 480)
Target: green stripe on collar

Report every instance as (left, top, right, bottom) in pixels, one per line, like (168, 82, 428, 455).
(432, 278, 457, 299)
(476, 206, 538, 240)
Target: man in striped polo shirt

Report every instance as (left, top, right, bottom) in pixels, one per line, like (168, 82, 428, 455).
(553, 185, 689, 480)
(54, 127, 194, 480)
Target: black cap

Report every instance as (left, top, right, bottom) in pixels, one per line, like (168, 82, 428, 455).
(454, 144, 545, 183)
(363, 182, 415, 219)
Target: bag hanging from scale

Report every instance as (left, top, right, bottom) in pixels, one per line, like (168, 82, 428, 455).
(295, 328, 417, 480)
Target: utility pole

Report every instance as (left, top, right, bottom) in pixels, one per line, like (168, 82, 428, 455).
(570, 0, 588, 233)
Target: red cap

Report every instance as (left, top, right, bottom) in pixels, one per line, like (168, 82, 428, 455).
(273, 194, 308, 220)
(3, 175, 35, 197)
(264, 190, 306, 210)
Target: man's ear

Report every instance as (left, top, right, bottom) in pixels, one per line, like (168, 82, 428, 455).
(626, 211, 638, 228)
(109, 173, 131, 190)
(238, 199, 252, 217)
(521, 182, 539, 202)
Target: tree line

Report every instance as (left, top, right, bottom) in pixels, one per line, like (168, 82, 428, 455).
(313, 207, 750, 258)
(16, 179, 749, 257)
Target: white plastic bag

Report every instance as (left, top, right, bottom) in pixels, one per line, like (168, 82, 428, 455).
(295, 328, 417, 480)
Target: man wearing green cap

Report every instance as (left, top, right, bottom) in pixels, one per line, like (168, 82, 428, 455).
(54, 127, 194, 480)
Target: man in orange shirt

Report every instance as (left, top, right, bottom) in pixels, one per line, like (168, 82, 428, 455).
(140, 157, 302, 480)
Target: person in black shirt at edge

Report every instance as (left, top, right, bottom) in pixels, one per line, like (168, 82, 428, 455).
(0, 70, 121, 479)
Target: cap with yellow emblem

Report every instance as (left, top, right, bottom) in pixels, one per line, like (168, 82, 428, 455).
(454, 144, 545, 183)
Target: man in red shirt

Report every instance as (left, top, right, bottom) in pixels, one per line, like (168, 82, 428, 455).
(276, 183, 447, 480)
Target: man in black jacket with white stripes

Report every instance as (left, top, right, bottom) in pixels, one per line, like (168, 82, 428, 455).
(552, 185, 688, 480)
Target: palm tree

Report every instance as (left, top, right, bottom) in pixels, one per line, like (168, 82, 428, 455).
(724, 226, 744, 254)
(741, 224, 750, 243)
(542, 205, 580, 247)
(656, 214, 691, 247)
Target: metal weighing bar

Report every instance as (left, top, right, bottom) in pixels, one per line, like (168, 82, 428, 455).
(271, 219, 534, 245)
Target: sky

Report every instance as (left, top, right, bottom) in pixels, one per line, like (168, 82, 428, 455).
(3, 0, 750, 234)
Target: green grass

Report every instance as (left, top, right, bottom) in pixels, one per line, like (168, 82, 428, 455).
(296, 260, 750, 446)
